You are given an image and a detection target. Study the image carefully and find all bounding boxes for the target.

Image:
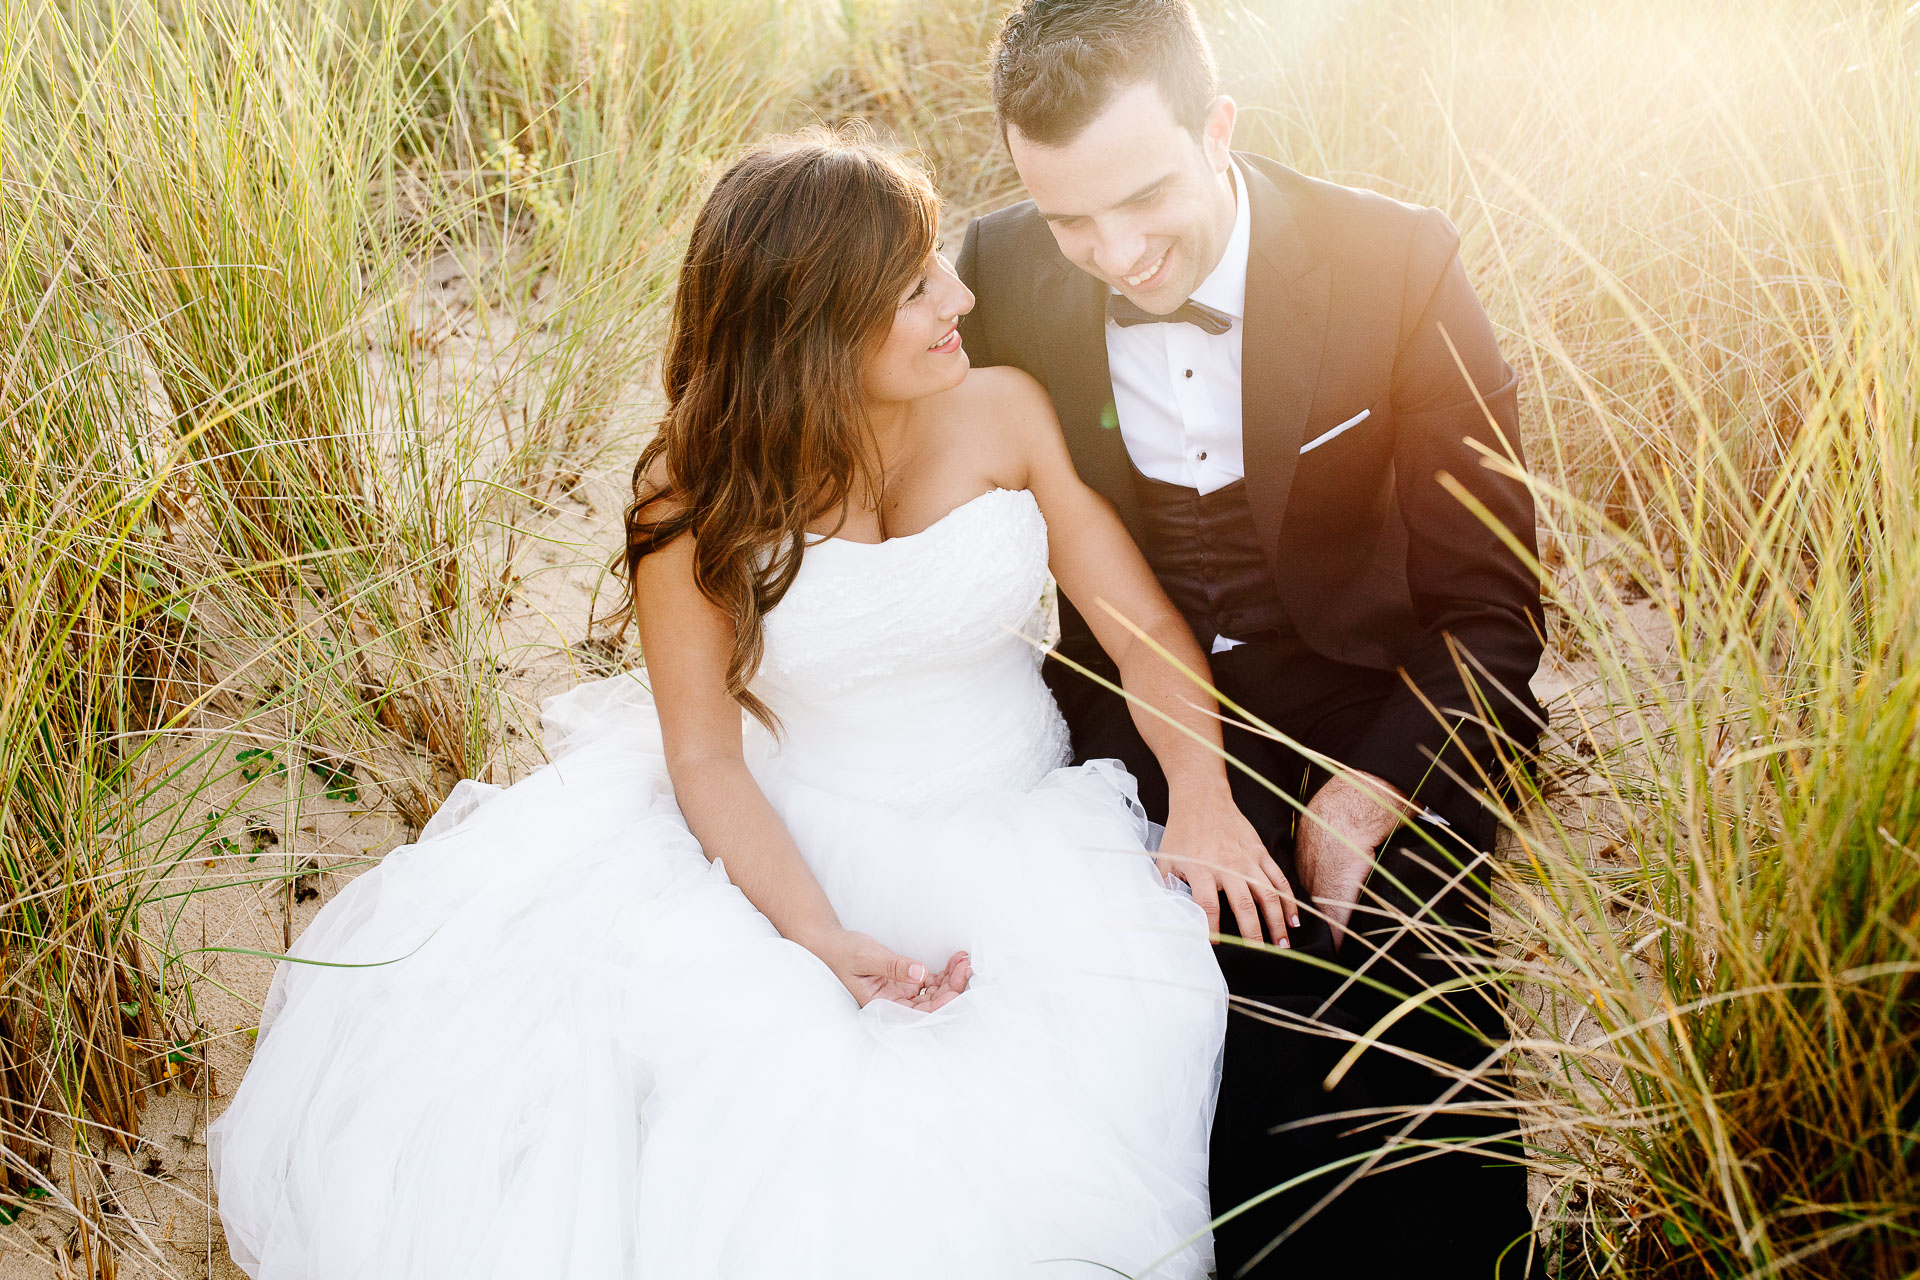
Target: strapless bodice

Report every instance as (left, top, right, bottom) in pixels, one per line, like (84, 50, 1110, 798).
(749, 487, 1070, 806)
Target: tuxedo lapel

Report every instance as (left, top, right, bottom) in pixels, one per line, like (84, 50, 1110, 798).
(1238, 158, 1330, 560)
(1033, 260, 1147, 541)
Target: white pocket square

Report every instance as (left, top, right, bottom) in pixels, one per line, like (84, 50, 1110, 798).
(1300, 408, 1370, 454)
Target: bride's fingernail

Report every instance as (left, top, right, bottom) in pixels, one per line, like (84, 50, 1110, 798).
(909, 964, 926, 983)
(1279, 937, 1291, 949)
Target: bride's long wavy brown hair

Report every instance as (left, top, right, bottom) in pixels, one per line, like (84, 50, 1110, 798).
(616, 125, 940, 729)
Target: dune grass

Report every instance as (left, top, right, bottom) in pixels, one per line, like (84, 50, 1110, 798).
(1, 0, 1914, 1274)
(0, 0, 807, 1260)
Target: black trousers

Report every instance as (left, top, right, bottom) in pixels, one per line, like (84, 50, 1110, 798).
(1044, 637, 1537, 1279)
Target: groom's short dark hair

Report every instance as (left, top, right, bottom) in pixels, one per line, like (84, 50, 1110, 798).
(989, 0, 1219, 147)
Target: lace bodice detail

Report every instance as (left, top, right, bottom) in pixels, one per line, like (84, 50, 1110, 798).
(749, 488, 1072, 805)
(757, 487, 1047, 690)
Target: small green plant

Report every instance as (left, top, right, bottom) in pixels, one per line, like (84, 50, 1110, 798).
(236, 747, 286, 781)
(307, 758, 362, 803)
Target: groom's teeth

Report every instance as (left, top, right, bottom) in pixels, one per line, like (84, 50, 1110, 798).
(1124, 253, 1166, 287)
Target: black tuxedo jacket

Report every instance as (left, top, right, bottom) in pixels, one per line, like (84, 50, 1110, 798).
(955, 151, 1545, 802)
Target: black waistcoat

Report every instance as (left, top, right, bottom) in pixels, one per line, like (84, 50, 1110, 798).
(1133, 472, 1302, 653)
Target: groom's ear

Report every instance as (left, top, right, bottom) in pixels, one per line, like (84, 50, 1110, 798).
(1201, 95, 1237, 169)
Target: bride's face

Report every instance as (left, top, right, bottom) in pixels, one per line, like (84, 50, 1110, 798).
(861, 249, 974, 405)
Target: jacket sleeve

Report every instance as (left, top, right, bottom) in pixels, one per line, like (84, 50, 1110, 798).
(954, 216, 1001, 368)
(1345, 208, 1546, 807)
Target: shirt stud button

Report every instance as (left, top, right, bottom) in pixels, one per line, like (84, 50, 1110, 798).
(1184, 369, 1193, 378)
(1196, 450, 1208, 460)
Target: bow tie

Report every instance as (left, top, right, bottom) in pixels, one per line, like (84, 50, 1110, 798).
(1106, 293, 1234, 336)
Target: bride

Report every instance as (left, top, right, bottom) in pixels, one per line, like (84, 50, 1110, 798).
(208, 126, 1295, 1279)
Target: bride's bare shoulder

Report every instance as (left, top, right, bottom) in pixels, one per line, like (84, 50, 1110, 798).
(632, 455, 691, 522)
(928, 366, 1067, 491)
(942, 366, 1061, 446)
(951, 364, 1050, 411)
(627, 455, 697, 572)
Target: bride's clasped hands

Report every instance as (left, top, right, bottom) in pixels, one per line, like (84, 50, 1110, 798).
(806, 927, 973, 1012)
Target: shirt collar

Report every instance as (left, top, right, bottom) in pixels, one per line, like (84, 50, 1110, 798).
(1188, 156, 1250, 320)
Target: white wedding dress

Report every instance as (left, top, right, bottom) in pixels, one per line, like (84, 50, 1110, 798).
(208, 486, 1228, 1280)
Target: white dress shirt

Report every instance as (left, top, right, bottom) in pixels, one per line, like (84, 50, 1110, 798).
(1104, 157, 1251, 498)
(1106, 158, 1253, 653)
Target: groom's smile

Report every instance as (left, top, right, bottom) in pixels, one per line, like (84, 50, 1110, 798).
(1006, 80, 1239, 315)
(1120, 248, 1169, 290)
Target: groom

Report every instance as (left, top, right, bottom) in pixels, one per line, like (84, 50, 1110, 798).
(956, 1, 1545, 1275)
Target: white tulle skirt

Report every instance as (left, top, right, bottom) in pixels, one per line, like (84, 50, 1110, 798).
(208, 672, 1228, 1279)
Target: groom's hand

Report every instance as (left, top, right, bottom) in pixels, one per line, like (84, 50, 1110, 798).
(1157, 793, 1299, 948)
(1296, 770, 1414, 949)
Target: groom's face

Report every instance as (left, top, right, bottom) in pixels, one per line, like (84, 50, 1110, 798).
(1007, 82, 1237, 315)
